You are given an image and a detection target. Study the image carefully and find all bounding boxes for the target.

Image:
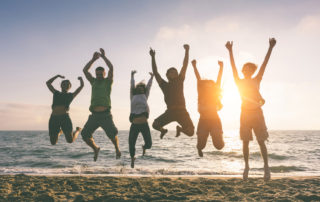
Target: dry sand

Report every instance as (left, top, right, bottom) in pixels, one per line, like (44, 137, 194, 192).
(0, 175, 319, 201)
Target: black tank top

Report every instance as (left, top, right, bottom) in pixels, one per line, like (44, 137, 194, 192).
(51, 91, 74, 110)
(159, 77, 186, 109)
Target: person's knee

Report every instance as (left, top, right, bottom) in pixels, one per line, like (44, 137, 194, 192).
(152, 121, 160, 130)
(214, 141, 224, 150)
(197, 142, 205, 150)
(50, 137, 57, 145)
(184, 126, 194, 136)
(144, 141, 152, 149)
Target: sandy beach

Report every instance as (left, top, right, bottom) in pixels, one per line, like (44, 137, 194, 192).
(0, 175, 319, 201)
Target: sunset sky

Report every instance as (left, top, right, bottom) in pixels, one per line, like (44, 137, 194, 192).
(0, 0, 319, 130)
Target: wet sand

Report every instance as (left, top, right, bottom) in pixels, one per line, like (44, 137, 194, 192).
(0, 175, 319, 201)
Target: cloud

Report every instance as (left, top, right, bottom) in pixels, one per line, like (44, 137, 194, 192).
(295, 15, 320, 35)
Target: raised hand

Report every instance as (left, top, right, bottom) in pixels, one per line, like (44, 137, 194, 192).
(131, 70, 137, 76)
(149, 72, 154, 77)
(100, 48, 105, 57)
(57, 75, 65, 79)
(269, 38, 276, 48)
(183, 44, 190, 51)
(78, 76, 83, 81)
(225, 41, 233, 51)
(93, 52, 100, 60)
(149, 48, 155, 57)
(218, 61, 223, 67)
(191, 59, 197, 67)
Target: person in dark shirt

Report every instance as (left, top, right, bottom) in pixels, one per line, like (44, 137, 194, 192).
(149, 44, 194, 139)
(46, 75, 84, 145)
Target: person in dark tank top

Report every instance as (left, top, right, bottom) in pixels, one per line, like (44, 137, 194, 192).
(46, 74, 84, 145)
(149, 44, 194, 140)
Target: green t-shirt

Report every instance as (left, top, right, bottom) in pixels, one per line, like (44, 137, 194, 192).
(89, 78, 112, 111)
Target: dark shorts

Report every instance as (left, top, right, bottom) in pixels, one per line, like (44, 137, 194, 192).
(240, 108, 268, 141)
(154, 109, 194, 130)
(197, 114, 223, 137)
(49, 114, 73, 139)
(81, 111, 118, 140)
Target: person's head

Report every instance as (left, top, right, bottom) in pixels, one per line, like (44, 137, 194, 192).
(95, 66, 106, 79)
(133, 82, 147, 95)
(60, 80, 71, 92)
(166, 67, 179, 81)
(242, 62, 257, 78)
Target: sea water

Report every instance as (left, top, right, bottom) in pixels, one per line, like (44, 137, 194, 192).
(0, 130, 319, 176)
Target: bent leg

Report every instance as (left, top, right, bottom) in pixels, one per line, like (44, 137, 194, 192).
(129, 124, 140, 158)
(153, 111, 173, 139)
(61, 114, 76, 143)
(141, 123, 152, 155)
(81, 115, 100, 161)
(177, 110, 194, 137)
(100, 113, 121, 159)
(49, 115, 62, 145)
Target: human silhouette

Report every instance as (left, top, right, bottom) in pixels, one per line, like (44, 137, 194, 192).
(149, 45, 194, 139)
(46, 75, 83, 145)
(191, 59, 225, 157)
(81, 48, 121, 162)
(225, 38, 277, 181)
(129, 70, 154, 168)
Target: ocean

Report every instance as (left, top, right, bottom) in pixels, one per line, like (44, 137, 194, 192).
(0, 130, 319, 177)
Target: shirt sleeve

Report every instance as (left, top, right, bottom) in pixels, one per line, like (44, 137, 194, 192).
(145, 76, 153, 98)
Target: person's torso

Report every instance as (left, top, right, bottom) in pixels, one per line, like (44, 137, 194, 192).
(51, 91, 73, 112)
(237, 78, 265, 110)
(197, 81, 221, 117)
(131, 94, 149, 114)
(90, 78, 112, 110)
(161, 78, 185, 109)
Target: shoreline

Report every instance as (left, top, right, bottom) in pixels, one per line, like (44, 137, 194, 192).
(1, 175, 319, 201)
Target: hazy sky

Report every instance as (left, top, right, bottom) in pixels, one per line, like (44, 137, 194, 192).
(0, 0, 319, 130)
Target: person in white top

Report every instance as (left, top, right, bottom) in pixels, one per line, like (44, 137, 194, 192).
(129, 70, 154, 168)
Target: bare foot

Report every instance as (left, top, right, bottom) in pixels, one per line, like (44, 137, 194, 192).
(243, 167, 249, 181)
(131, 157, 135, 168)
(176, 126, 182, 137)
(116, 150, 121, 159)
(94, 147, 100, 162)
(264, 166, 271, 181)
(160, 129, 168, 139)
(197, 148, 203, 157)
(142, 146, 146, 156)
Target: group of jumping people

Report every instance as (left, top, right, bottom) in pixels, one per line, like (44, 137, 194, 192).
(46, 38, 277, 181)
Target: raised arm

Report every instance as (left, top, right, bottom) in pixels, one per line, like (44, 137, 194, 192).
(72, 77, 84, 98)
(216, 61, 224, 87)
(130, 70, 136, 99)
(46, 74, 64, 93)
(146, 72, 154, 98)
(225, 41, 240, 82)
(191, 59, 201, 81)
(255, 38, 277, 81)
(179, 44, 190, 80)
(83, 52, 100, 83)
(100, 48, 114, 81)
(149, 48, 163, 84)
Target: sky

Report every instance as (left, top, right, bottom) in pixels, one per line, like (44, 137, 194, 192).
(0, 0, 319, 130)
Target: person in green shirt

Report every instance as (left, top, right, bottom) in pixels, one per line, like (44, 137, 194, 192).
(81, 48, 121, 162)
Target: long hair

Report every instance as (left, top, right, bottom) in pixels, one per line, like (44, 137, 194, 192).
(197, 80, 222, 111)
(132, 82, 147, 95)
